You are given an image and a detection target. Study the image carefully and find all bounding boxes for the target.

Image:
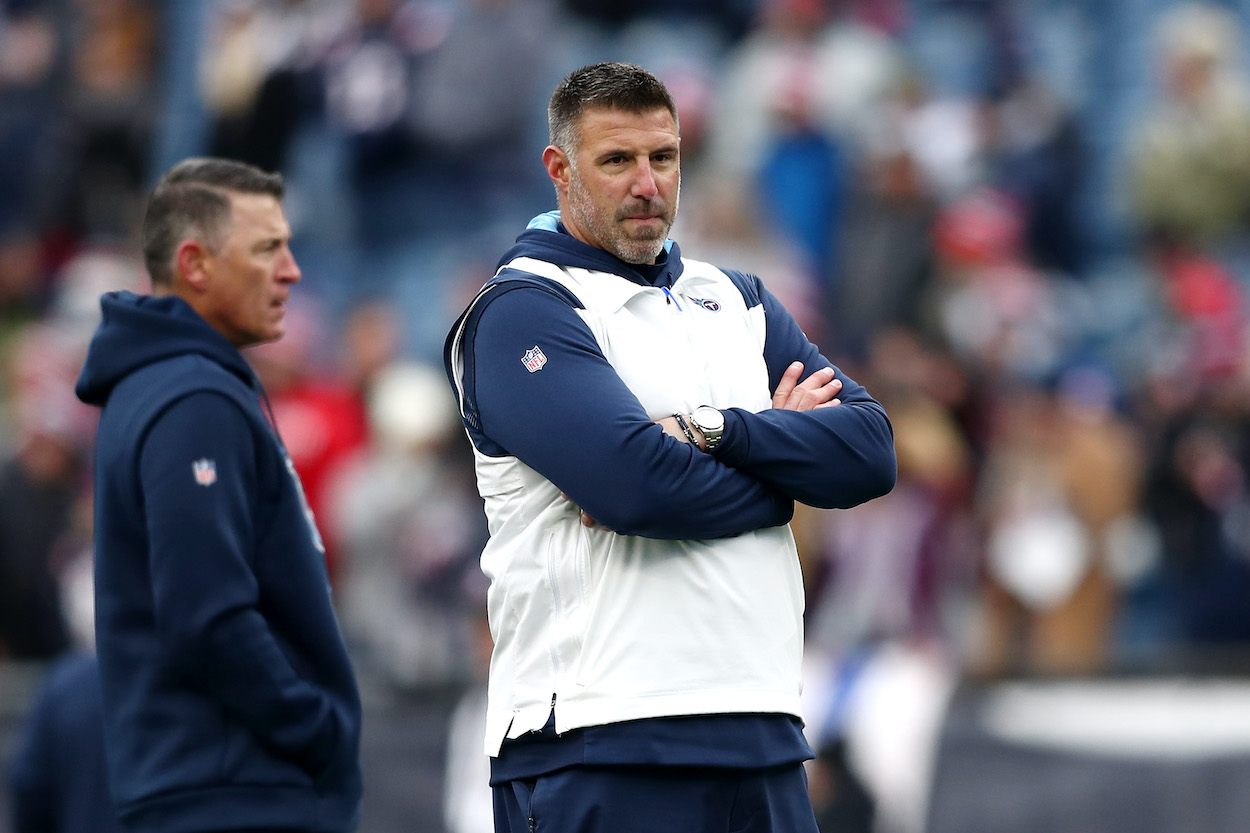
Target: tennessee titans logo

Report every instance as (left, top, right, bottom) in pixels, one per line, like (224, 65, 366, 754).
(522, 346, 548, 372)
(692, 298, 720, 312)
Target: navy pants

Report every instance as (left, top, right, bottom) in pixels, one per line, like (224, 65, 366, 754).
(493, 764, 819, 833)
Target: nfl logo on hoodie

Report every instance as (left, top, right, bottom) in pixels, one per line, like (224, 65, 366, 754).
(192, 458, 217, 486)
(521, 346, 547, 373)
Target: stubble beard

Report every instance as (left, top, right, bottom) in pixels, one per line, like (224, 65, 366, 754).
(567, 170, 678, 265)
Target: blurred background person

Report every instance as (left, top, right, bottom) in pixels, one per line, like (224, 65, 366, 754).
(329, 359, 486, 691)
(7, 649, 121, 833)
(1128, 2, 1250, 256)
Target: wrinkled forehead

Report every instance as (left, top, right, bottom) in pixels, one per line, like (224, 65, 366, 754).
(225, 191, 286, 222)
(574, 105, 680, 150)
(577, 102, 677, 130)
(221, 191, 289, 242)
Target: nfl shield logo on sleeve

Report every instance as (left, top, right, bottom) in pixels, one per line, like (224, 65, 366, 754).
(521, 346, 548, 373)
(192, 458, 217, 487)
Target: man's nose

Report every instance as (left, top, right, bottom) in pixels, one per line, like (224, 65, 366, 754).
(278, 248, 302, 283)
(631, 161, 659, 200)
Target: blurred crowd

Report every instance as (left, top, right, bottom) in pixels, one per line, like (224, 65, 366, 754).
(5, 0, 1250, 831)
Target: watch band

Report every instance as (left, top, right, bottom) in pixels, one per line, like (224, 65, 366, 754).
(672, 412, 699, 446)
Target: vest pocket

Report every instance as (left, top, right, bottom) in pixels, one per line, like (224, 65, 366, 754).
(545, 528, 589, 684)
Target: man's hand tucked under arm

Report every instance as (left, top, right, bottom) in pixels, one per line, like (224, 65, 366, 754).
(772, 361, 842, 411)
(561, 492, 612, 530)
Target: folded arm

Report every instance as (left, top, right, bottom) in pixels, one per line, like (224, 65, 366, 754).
(453, 283, 794, 539)
(709, 275, 897, 509)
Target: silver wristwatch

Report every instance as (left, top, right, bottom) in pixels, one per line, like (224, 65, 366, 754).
(690, 405, 725, 451)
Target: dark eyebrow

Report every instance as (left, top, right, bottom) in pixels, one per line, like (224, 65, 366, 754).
(596, 143, 679, 162)
(251, 235, 286, 252)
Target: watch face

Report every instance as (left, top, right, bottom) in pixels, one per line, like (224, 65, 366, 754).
(693, 406, 724, 434)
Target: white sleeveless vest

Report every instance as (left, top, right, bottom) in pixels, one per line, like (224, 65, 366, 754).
(449, 256, 806, 756)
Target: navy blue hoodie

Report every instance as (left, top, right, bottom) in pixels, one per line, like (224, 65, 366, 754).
(75, 291, 362, 833)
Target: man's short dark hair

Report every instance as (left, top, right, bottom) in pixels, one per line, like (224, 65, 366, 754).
(548, 62, 679, 155)
(142, 158, 285, 287)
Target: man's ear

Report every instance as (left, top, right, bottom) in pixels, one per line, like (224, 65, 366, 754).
(174, 239, 210, 291)
(543, 145, 571, 192)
